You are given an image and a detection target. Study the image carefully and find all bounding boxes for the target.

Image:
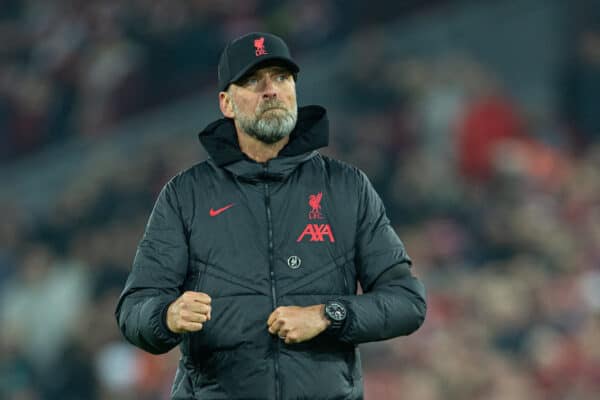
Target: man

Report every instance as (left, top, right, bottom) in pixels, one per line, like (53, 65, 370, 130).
(116, 32, 426, 400)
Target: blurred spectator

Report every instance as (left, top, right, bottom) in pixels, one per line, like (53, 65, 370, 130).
(0, 243, 91, 368)
(561, 25, 600, 151)
(455, 67, 529, 183)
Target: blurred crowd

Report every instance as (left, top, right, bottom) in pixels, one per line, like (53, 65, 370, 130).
(0, 0, 444, 164)
(2, 1, 600, 400)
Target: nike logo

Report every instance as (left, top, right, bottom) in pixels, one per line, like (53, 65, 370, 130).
(209, 203, 234, 217)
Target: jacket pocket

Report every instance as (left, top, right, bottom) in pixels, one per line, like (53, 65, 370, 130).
(344, 346, 357, 386)
(185, 259, 208, 358)
(337, 255, 357, 295)
(337, 261, 350, 295)
(279, 346, 357, 399)
(193, 259, 209, 292)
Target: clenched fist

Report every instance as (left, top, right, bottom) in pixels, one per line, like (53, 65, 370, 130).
(166, 291, 212, 334)
(267, 305, 330, 344)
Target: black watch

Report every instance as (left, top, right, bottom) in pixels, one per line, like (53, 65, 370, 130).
(324, 300, 347, 333)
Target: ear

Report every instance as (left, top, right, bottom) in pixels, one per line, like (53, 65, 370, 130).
(219, 91, 235, 119)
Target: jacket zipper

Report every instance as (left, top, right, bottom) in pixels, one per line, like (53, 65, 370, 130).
(195, 262, 208, 292)
(263, 166, 281, 400)
(188, 262, 209, 361)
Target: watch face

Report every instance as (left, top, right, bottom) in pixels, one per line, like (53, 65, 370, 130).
(326, 302, 346, 321)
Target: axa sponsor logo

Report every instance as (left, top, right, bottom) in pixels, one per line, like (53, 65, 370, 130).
(297, 192, 335, 243)
(296, 223, 335, 243)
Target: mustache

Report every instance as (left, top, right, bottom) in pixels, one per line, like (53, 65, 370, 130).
(258, 100, 288, 114)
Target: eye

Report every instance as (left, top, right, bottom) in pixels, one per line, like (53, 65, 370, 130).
(276, 73, 289, 82)
(238, 75, 259, 87)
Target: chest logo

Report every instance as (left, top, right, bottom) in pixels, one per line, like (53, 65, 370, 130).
(298, 192, 335, 242)
(296, 224, 335, 243)
(287, 256, 301, 269)
(209, 203, 234, 217)
(308, 192, 323, 220)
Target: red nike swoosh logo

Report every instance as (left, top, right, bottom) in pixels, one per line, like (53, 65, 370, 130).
(209, 203, 234, 217)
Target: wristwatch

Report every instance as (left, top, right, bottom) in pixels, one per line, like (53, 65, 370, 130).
(324, 300, 347, 333)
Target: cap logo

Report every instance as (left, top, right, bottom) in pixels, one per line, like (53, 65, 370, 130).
(254, 37, 268, 56)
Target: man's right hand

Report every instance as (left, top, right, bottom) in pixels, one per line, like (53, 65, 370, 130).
(166, 291, 212, 334)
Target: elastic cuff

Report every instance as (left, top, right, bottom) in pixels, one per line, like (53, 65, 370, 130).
(156, 300, 181, 342)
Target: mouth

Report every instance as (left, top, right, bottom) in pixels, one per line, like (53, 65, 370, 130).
(260, 107, 287, 116)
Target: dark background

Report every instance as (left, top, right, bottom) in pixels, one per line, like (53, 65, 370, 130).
(1, 0, 600, 399)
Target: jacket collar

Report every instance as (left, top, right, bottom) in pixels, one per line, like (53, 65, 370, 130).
(198, 105, 329, 180)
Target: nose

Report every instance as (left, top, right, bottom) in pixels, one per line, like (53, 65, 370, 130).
(261, 77, 277, 100)
(263, 91, 277, 100)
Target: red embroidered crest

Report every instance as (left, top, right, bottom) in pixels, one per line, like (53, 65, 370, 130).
(308, 192, 323, 220)
(297, 192, 335, 242)
(254, 37, 268, 56)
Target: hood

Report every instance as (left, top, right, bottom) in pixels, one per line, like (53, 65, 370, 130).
(198, 105, 329, 181)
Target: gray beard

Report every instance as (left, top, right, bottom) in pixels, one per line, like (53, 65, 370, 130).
(233, 100, 298, 144)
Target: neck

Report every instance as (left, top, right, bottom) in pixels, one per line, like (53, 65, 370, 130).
(236, 130, 289, 163)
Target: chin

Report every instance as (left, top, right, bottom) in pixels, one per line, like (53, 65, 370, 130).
(260, 115, 286, 125)
(253, 131, 286, 144)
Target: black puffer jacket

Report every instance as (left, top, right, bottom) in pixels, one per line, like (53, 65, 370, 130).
(115, 105, 426, 400)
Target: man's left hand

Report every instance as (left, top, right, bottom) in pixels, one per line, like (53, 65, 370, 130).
(267, 305, 330, 344)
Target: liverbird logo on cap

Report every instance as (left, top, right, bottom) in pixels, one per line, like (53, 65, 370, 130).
(254, 37, 268, 56)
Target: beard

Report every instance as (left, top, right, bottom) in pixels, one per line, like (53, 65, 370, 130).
(232, 98, 298, 144)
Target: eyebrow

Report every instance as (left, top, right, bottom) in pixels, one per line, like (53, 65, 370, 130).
(235, 67, 292, 88)
(248, 67, 291, 78)
(267, 67, 291, 74)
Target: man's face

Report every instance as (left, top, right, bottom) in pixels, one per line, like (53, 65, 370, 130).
(224, 65, 298, 144)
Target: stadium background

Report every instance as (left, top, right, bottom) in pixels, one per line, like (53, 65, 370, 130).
(1, 0, 600, 398)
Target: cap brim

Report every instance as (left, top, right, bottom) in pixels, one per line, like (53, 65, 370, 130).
(224, 57, 300, 91)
